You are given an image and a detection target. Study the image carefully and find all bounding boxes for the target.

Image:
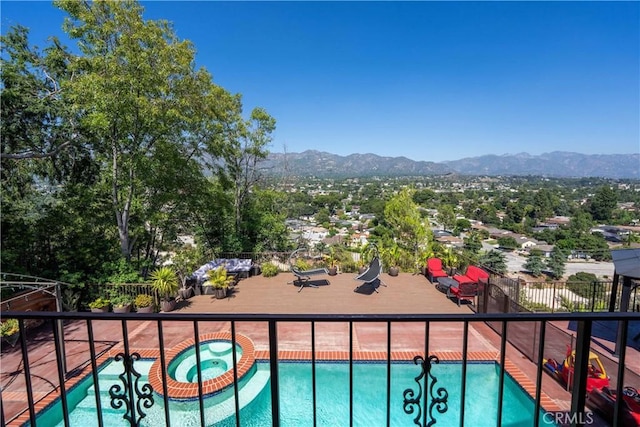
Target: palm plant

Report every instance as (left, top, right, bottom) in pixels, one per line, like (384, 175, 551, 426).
(440, 247, 459, 275)
(150, 267, 179, 311)
(382, 242, 402, 276)
(204, 266, 235, 299)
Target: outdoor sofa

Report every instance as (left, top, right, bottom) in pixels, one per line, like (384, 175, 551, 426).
(448, 265, 489, 306)
(192, 258, 253, 285)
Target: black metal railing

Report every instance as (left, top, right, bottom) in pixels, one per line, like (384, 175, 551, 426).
(1, 311, 638, 427)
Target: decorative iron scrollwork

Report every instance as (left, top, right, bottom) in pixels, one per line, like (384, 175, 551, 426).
(403, 355, 448, 427)
(109, 352, 154, 426)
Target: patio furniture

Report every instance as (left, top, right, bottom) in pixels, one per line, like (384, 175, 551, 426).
(436, 276, 458, 293)
(289, 248, 329, 292)
(426, 258, 448, 282)
(191, 258, 253, 285)
(448, 282, 479, 306)
(452, 265, 489, 286)
(354, 244, 386, 293)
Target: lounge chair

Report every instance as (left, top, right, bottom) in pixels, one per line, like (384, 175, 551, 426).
(354, 245, 386, 293)
(289, 248, 329, 292)
(426, 258, 448, 282)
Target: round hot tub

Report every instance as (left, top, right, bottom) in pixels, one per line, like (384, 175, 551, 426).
(148, 332, 256, 401)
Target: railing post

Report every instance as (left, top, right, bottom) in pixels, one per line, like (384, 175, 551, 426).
(55, 282, 67, 377)
(609, 274, 619, 312)
(570, 320, 592, 427)
(268, 320, 280, 426)
(613, 319, 628, 426)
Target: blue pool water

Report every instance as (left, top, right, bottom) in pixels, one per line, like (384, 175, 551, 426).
(31, 360, 554, 427)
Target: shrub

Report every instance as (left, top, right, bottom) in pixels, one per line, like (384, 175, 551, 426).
(261, 262, 279, 277)
(1, 319, 19, 336)
(295, 258, 312, 271)
(341, 260, 358, 273)
(134, 294, 154, 308)
(110, 294, 133, 308)
(566, 272, 604, 299)
(89, 297, 110, 309)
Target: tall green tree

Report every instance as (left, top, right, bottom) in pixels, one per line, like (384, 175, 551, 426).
(478, 250, 507, 275)
(546, 248, 567, 279)
(56, 0, 215, 261)
(463, 231, 483, 254)
(437, 204, 456, 232)
(384, 189, 428, 251)
(1, 25, 112, 279)
(589, 185, 618, 222)
(523, 252, 545, 277)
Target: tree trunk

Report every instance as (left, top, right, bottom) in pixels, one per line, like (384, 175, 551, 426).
(112, 142, 134, 261)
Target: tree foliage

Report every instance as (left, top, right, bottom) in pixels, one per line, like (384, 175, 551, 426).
(523, 253, 545, 277)
(589, 185, 618, 222)
(546, 248, 567, 279)
(437, 204, 456, 232)
(1, 1, 284, 281)
(497, 236, 518, 251)
(478, 250, 507, 275)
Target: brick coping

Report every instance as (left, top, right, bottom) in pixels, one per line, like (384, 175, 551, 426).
(147, 332, 255, 401)
(8, 349, 559, 426)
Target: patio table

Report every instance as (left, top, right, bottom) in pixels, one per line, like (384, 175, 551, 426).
(436, 277, 458, 293)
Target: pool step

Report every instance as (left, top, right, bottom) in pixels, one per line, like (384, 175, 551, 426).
(71, 363, 270, 425)
(79, 377, 154, 410)
(98, 360, 153, 377)
(200, 366, 271, 425)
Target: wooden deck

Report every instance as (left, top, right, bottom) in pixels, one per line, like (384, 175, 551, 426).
(172, 271, 472, 314)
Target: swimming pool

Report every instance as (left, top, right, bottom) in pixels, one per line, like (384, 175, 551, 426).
(31, 360, 554, 426)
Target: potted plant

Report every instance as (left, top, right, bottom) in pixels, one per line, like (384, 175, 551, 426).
(89, 297, 111, 313)
(326, 247, 338, 276)
(134, 294, 155, 313)
(418, 246, 435, 276)
(203, 266, 234, 299)
(1, 318, 20, 346)
(172, 246, 201, 300)
(440, 247, 459, 276)
(150, 266, 179, 312)
(382, 243, 402, 277)
(111, 294, 133, 313)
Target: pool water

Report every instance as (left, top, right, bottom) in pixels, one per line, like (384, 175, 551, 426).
(32, 360, 555, 427)
(225, 362, 553, 427)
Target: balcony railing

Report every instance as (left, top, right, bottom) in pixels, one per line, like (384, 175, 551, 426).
(1, 311, 638, 427)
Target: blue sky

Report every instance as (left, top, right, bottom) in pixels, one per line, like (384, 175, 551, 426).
(2, 1, 639, 162)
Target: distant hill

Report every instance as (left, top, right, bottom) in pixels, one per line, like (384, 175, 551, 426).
(262, 150, 450, 178)
(262, 150, 639, 179)
(442, 152, 640, 179)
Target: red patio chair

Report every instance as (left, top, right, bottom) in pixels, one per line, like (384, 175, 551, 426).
(448, 282, 479, 306)
(426, 258, 448, 282)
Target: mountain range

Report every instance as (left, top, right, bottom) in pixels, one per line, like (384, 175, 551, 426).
(262, 150, 639, 179)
